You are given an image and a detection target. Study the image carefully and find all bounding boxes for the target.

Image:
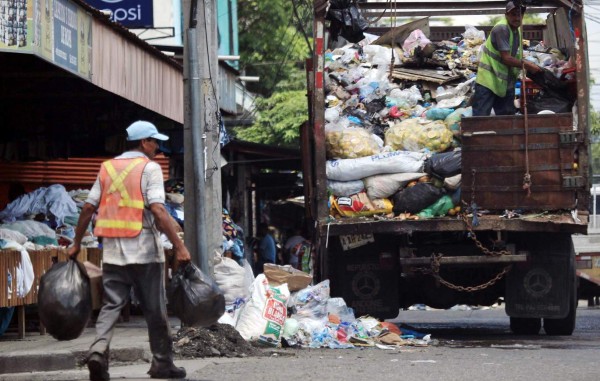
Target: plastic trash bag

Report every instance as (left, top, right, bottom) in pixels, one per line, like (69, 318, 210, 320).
(527, 89, 572, 114)
(392, 183, 445, 215)
(426, 150, 462, 179)
(168, 262, 225, 327)
(326, 0, 369, 43)
(418, 195, 455, 219)
(38, 259, 92, 341)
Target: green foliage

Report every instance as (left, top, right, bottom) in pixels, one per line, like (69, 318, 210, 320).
(238, 0, 312, 97)
(591, 109, 600, 136)
(233, 90, 308, 147)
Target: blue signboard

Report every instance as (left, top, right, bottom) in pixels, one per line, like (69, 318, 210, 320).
(53, 0, 79, 72)
(85, 0, 153, 28)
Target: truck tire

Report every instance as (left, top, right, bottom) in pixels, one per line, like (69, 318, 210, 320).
(543, 282, 577, 336)
(510, 317, 541, 335)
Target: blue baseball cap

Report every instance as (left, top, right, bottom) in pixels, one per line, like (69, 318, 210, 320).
(126, 121, 169, 141)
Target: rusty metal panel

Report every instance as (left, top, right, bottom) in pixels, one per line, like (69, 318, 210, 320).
(461, 114, 585, 211)
(0, 156, 169, 187)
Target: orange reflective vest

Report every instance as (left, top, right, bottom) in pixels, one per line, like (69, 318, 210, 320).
(94, 157, 149, 238)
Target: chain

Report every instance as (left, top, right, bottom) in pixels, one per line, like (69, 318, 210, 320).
(413, 254, 512, 292)
(460, 212, 512, 257)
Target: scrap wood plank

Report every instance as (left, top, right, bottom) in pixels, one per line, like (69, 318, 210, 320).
(391, 68, 461, 84)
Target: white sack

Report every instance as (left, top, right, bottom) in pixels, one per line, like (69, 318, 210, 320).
(326, 151, 426, 182)
(363, 172, 426, 199)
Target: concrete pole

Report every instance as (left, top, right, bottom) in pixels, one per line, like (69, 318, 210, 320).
(182, 0, 221, 273)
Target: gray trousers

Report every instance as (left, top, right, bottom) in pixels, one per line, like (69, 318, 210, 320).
(89, 263, 173, 365)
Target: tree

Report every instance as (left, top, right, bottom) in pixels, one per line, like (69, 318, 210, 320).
(238, 0, 312, 97)
(233, 89, 308, 147)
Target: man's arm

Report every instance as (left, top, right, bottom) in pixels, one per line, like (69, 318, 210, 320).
(500, 51, 542, 74)
(67, 202, 97, 259)
(150, 203, 191, 263)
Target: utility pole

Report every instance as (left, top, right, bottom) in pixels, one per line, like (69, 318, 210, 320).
(183, 0, 222, 273)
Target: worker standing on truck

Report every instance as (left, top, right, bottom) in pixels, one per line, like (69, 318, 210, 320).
(472, 1, 542, 116)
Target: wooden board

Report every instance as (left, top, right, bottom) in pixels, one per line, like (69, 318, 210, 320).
(461, 114, 586, 211)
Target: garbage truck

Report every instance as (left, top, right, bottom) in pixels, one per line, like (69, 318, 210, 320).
(303, 0, 591, 335)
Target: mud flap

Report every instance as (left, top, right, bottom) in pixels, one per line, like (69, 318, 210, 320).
(506, 253, 574, 319)
(330, 236, 399, 319)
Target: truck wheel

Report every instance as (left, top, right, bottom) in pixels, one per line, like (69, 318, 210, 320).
(543, 285, 577, 336)
(510, 317, 541, 335)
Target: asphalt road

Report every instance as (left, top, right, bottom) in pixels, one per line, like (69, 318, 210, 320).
(13, 303, 600, 381)
(193, 303, 600, 381)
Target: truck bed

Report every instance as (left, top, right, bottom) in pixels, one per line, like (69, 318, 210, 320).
(318, 212, 587, 236)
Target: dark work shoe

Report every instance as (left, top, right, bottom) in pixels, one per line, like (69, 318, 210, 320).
(147, 361, 187, 379)
(87, 352, 110, 381)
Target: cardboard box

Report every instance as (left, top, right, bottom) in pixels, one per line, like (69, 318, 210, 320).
(263, 264, 312, 291)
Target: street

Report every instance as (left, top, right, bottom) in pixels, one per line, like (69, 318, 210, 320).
(11, 302, 600, 381)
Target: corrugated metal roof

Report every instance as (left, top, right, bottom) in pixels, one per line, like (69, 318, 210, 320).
(0, 156, 169, 187)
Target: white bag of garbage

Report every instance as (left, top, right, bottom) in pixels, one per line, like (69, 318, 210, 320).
(363, 172, 426, 199)
(326, 151, 426, 182)
(235, 274, 290, 346)
(213, 255, 250, 304)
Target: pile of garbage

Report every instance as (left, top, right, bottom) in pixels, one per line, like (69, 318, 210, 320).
(173, 324, 260, 358)
(323, 21, 575, 219)
(212, 259, 431, 350)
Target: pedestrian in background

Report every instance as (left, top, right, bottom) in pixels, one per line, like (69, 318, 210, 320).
(68, 121, 191, 381)
(472, 1, 542, 116)
(255, 223, 276, 273)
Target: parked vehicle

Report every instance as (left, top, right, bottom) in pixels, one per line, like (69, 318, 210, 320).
(303, 0, 591, 335)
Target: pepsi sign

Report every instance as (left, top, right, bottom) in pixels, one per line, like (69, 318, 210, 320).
(86, 0, 153, 28)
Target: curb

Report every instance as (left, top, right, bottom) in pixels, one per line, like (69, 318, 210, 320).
(0, 347, 149, 375)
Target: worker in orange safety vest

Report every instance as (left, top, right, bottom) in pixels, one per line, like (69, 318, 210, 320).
(68, 121, 190, 381)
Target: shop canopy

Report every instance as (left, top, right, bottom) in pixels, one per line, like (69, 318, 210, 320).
(0, 0, 184, 161)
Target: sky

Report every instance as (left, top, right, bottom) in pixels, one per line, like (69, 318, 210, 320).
(586, 2, 600, 111)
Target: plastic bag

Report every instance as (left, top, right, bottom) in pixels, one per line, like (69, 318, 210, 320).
(38, 259, 92, 340)
(392, 183, 445, 215)
(326, 127, 381, 159)
(326, 151, 426, 181)
(402, 29, 431, 56)
(330, 191, 393, 217)
(363, 172, 426, 199)
(385, 119, 453, 153)
(213, 255, 250, 304)
(418, 195, 455, 218)
(325, 0, 369, 43)
(527, 89, 572, 114)
(327, 179, 365, 197)
(235, 274, 290, 346)
(168, 262, 225, 327)
(426, 150, 462, 179)
(462, 25, 485, 47)
(425, 108, 454, 121)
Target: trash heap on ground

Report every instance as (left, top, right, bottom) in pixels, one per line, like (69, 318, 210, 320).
(323, 21, 576, 220)
(209, 258, 431, 351)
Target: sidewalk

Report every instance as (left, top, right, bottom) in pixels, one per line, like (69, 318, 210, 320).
(0, 315, 194, 379)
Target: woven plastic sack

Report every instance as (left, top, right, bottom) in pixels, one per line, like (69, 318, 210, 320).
(385, 119, 453, 153)
(326, 128, 380, 159)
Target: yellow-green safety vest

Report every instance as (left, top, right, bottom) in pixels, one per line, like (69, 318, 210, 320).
(476, 18, 523, 97)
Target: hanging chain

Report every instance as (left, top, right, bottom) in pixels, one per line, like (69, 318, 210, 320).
(411, 254, 513, 292)
(412, 254, 513, 292)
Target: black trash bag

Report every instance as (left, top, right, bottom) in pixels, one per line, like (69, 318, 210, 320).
(526, 68, 567, 92)
(326, 0, 369, 43)
(527, 89, 572, 114)
(393, 183, 445, 215)
(425, 150, 462, 179)
(168, 262, 225, 327)
(38, 259, 92, 341)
